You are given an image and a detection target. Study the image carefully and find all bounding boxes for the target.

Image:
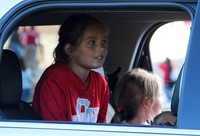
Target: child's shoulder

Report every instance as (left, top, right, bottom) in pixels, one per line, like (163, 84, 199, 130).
(91, 69, 107, 82)
(43, 63, 69, 76)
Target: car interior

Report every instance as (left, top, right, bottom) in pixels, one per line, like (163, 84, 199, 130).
(0, 2, 191, 126)
(0, 49, 40, 120)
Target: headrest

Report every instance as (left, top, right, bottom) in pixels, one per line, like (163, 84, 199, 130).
(0, 49, 22, 106)
(171, 64, 184, 116)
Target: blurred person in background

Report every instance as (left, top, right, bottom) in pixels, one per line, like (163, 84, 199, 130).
(159, 57, 175, 102)
(20, 58, 34, 103)
(9, 28, 25, 59)
(21, 26, 40, 71)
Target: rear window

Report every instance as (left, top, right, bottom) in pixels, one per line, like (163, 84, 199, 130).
(150, 21, 191, 111)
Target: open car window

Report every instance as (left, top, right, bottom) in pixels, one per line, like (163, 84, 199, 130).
(2, 2, 192, 121)
(150, 21, 191, 111)
(1, 1, 200, 135)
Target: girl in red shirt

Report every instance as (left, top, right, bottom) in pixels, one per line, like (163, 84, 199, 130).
(32, 14, 110, 123)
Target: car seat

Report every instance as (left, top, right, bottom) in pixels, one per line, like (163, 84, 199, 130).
(0, 49, 40, 120)
(171, 64, 184, 117)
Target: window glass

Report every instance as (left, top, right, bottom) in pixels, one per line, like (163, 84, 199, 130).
(150, 21, 191, 111)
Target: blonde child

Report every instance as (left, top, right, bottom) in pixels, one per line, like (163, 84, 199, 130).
(111, 68, 163, 125)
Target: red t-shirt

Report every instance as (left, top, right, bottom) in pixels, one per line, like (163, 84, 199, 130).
(159, 63, 170, 85)
(32, 63, 110, 123)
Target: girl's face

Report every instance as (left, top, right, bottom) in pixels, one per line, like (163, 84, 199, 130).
(151, 89, 163, 118)
(71, 25, 108, 70)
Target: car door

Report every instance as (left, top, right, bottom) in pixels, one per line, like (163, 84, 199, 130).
(177, 1, 200, 129)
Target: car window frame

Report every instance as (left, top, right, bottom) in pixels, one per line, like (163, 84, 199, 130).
(0, 0, 199, 132)
(177, 0, 200, 129)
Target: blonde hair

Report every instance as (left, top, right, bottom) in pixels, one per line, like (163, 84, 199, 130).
(111, 68, 162, 123)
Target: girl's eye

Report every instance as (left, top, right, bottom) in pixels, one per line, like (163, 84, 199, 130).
(87, 39, 108, 47)
(102, 39, 108, 47)
(88, 40, 96, 47)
